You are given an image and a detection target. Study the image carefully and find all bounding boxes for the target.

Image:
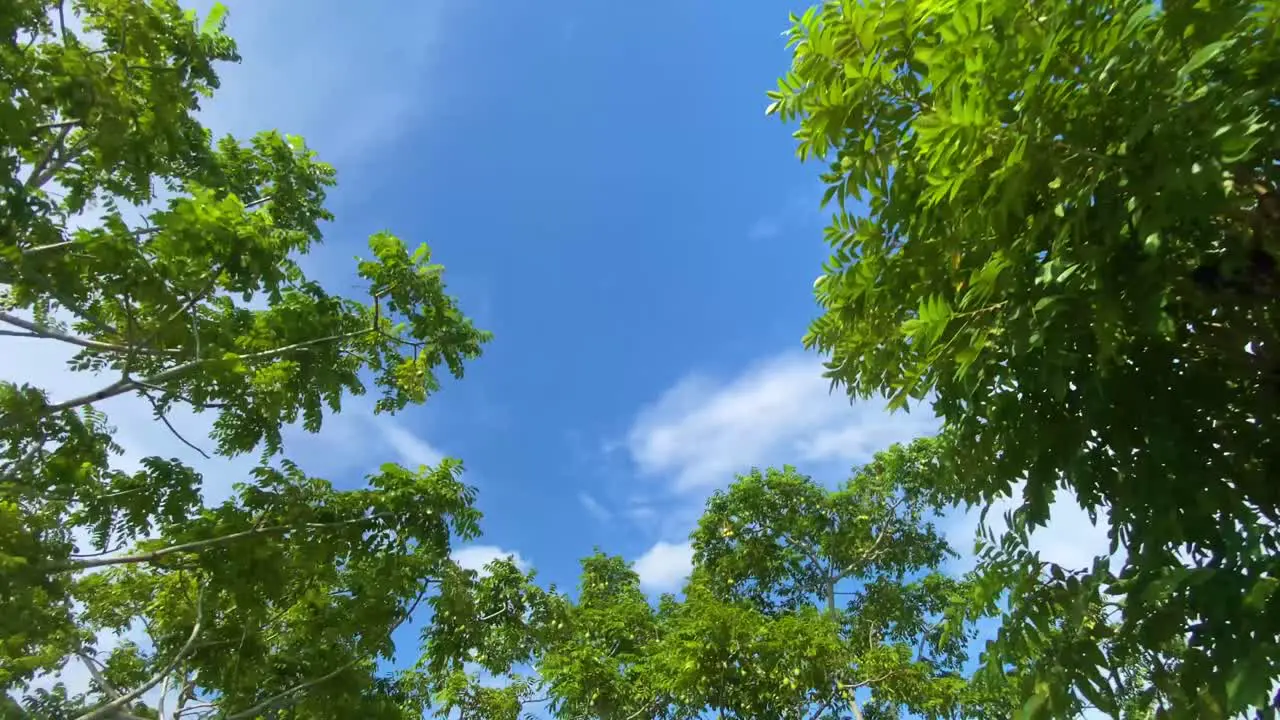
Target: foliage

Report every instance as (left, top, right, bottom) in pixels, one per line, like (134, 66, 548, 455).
(1, 0, 490, 717)
(435, 441, 1023, 720)
(770, 0, 1280, 715)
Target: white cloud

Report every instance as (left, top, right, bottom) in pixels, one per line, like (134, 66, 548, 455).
(944, 485, 1118, 574)
(452, 545, 530, 576)
(621, 350, 1121, 579)
(626, 352, 937, 492)
(633, 541, 693, 593)
(184, 0, 454, 171)
(380, 422, 445, 470)
(578, 492, 612, 522)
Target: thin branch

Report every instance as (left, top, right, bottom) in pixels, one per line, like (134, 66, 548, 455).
(0, 311, 145, 355)
(77, 651, 122, 699)
(30, 135, 89, 189)
(841, 669, 899, 690)
(69, 540, 127, 559)
(138, 267, 223, 360)
(141, 389, 209, 458)
(156, 674, 169, 720)
(42, 328, 373, 416)
(25, 120, 78, 189)
(478, 605, 510, 622)
(623, 699, 663, 720)
(55, 512, 395, 571)
(135, 382, 228, 409)
(37, 119, 81, 131)
(75, 588, 205, 720)
(175, 700, 218, 718)
(19, 238, 77, 254)
(0, 442, 43, 484)
(223, 661, 356, 720)
(806, 699, 834, 720)
(56, 0, 68, 43)
(220, 581, 429, 719)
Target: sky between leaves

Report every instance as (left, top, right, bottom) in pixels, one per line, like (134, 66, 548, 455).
(1, 0, 1116, 704)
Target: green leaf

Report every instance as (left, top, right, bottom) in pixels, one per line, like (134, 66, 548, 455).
(1179, 40, 1232, 78)
(199, 2, 229, 37)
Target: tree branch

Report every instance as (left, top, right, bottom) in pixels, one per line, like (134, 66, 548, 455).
(26, 123, 73, 189)
(0, 441, 42, 485)
(75, 589, 205, 720)
(220, 581, 430, 719)
(54, 512, 395, 571)
(0, 311, 145, 355)
(141, 388, 209, 458)
(223, 661, 356, 720)
(806, 699, 834, 720)
(41, 328, 373, 416)
(77, 651, 124, 700)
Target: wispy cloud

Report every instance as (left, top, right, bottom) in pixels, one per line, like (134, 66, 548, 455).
(577, 492, 613, 523)
(187, 0, 455, 172)
(618, 349, 1117, 579)
(746, 189, 828, 242)
(626, 352, 938, 493)
(380, 423, 446, 470)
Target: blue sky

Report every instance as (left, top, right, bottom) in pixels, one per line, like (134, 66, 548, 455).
(184, 0, 956, 592)
(6, 0, 1115, 712)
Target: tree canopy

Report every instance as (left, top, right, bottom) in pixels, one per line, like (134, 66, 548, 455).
(6, 0, 1280, 718)
(769, 0, 1280, 715)
(3, 0, 489, 717)
(425, 441, 1027, 720)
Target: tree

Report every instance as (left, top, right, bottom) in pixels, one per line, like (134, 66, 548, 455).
(2, 1, 490, 717)
(769, 0, 1280, 715)
(660, 440, 1012, 720)
(432, 441, 1023, 720)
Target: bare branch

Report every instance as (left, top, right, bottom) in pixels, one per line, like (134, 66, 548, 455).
(223, 661, 356, 720)
(156, 675, 169, 720)
(806, 699, 835, 720)
(26, 123, 73, 189)
(841, 668, 900, 691)
(141, 389, 209, 459)
(75, 588, 204, 720)
(0, 311, 145, 355)
(77, 651, 122, 698)
(55, 512, 395, 571)
(37, 119, 81, 131)
(623, 699, 663, 720)
(18, 238, 77, 254)
(0, 441, 43, 485)
(41, 328, 373, 416)
(56, 0, 68, 43)
(69, 540, 127, 559)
